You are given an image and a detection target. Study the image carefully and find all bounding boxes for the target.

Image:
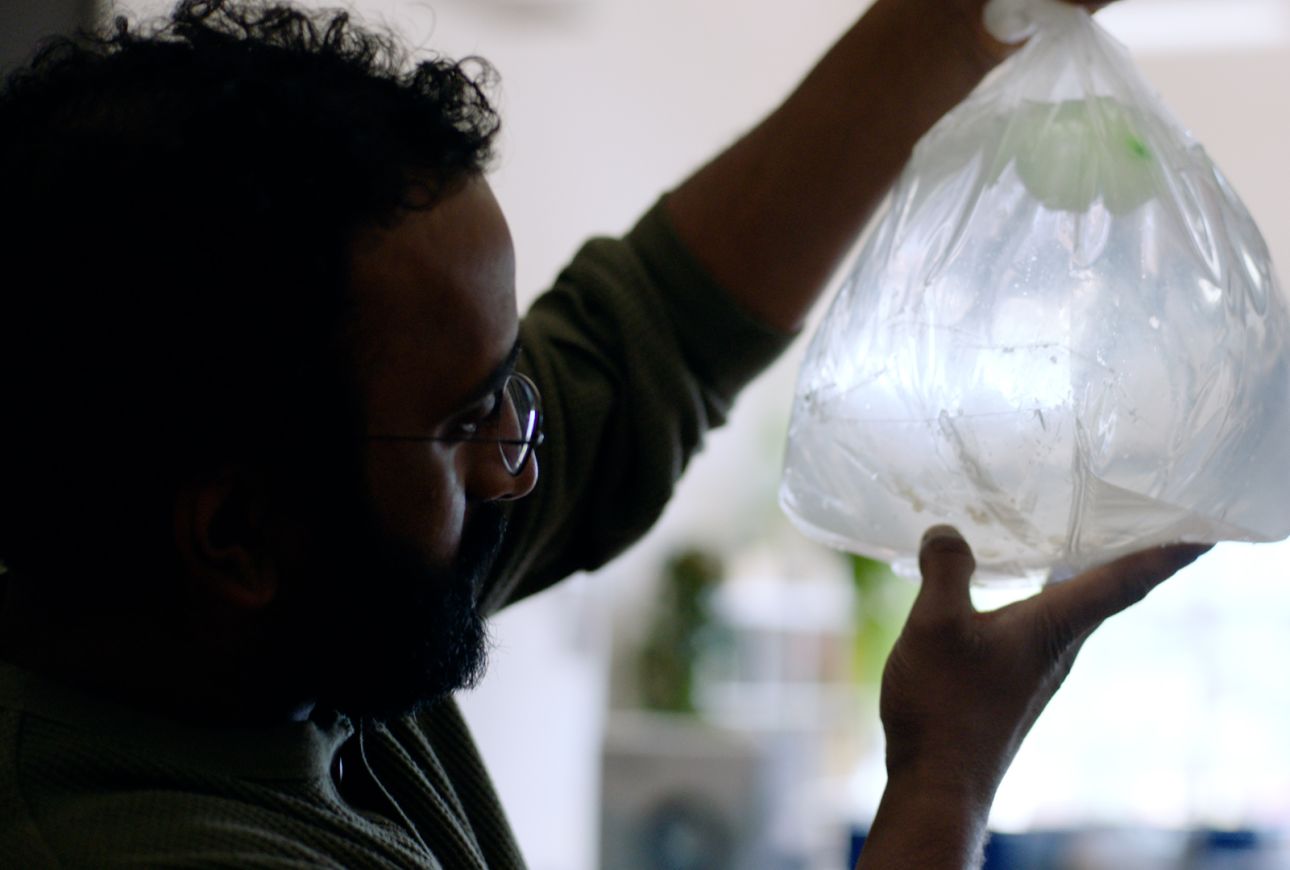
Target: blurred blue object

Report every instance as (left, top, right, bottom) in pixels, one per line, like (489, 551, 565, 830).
(848, 827, 1289, 869)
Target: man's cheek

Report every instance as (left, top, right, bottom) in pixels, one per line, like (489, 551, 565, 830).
(365, 449, 464, 568)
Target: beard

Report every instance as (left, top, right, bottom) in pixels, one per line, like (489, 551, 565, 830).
(276, 485, 508, 722)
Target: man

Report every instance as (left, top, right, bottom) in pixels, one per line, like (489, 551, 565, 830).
(0, 0, 1206, 866)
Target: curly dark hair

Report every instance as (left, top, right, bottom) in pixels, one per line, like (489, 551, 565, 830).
(0, 0, 501, 601)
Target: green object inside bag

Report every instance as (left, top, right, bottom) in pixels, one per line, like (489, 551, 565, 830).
(1002, 97, 1158, 214)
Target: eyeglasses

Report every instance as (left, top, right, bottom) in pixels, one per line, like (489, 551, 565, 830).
(367, 371, 544, 477)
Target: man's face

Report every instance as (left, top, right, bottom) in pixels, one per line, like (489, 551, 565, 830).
(352, 177, 535, 570)
(284, 177, 537, 718)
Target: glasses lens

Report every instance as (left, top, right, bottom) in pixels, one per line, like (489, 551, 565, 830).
(498, 374, 539, 474)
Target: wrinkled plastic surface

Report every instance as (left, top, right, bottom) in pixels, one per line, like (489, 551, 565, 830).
(780, 2, 1290, 584)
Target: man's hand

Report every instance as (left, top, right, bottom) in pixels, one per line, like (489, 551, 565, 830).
(857, 526, 1210, 869)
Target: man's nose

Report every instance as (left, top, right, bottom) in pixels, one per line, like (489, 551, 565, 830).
(467, 443, 539, 503)
(500, 451, 538, 501)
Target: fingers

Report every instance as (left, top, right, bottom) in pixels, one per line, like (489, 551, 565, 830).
(914, 525, 977, 621)
(1036, 543, 1211, 641)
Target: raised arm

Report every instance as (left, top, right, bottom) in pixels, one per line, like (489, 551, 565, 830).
(856, 527, 1209, 869)
(665, 0, 1107, 333)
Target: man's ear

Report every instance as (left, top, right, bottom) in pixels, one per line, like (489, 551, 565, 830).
(173, 467, 279, 611)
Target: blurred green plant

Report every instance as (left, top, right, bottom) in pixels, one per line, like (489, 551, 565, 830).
(848, 555, 916, 690)
(637, 548, 724, 714)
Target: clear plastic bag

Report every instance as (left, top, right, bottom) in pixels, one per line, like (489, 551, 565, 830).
(779, 0, 1290, 583)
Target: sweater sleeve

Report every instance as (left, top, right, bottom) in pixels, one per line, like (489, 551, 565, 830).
(481, 197, 796, 613)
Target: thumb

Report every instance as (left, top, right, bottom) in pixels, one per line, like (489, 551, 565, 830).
(914, 525, 977, 622)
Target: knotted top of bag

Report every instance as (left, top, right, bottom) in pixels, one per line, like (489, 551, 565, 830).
(985, 0, 1090, 43)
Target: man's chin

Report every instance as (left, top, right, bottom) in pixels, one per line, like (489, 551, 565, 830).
(294, 496, 508, 721)
(319, 612, 492, 721)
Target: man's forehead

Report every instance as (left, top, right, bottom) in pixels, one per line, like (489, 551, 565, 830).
(352, 181, 513, 314)
(349, 178, 518, 419)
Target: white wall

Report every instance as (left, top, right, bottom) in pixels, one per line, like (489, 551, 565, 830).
(0, 0, 94, 71)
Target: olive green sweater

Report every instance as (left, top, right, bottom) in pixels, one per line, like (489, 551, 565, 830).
(0, 201, 793, 868)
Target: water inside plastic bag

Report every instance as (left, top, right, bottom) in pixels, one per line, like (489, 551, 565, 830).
(779, 9, 1290, 584)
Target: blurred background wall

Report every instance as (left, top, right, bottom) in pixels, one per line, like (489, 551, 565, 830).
(5, 1, 1290, 868)
(0, 0, 95, 70)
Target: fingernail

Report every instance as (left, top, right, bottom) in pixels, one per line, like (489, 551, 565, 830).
(921, 525, 965, 551)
